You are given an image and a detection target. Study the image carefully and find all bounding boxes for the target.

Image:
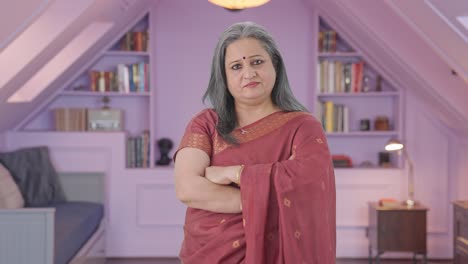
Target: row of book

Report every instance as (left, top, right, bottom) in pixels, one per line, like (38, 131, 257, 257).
(53, 108, 123, 132)
(118, 31, 149, 52)
(317, 60, 365, 94)
(89, 62, 149, 93)
(126, 130, 150, 168)
(318, 30, 337, 52)
(53, 108, 88, 131)
(316, 101, 349, 133)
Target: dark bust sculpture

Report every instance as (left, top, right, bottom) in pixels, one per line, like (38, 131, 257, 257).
(156, 138, 173, 166)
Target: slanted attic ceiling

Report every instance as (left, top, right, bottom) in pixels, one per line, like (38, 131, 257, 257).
(0, 0, 467, 134)
(0, 0, 52, 52)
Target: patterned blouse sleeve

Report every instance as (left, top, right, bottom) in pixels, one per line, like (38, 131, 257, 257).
(173, 110, 214, 161)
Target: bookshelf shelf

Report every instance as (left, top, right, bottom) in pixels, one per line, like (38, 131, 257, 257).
(103, 51, 150, 56)
(334, 167, 400, 171)
(318, 52, 361, 57)
(317, 92, 399, 98)
(316, 16, 402, 167)
(60, 91, 150, 97)
(20, 13, 153, 169)
(325, 131, 398, 137)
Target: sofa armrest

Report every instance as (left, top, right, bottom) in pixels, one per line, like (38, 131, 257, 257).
(0, 208, 55, 264)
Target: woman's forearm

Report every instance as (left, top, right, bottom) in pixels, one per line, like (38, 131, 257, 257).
(176, 174, 241, 213)
(174, 148, 242, 213)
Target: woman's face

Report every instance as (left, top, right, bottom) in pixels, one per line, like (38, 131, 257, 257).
(224, 38, 276, 107)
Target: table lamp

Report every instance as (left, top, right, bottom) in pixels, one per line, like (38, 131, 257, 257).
(385, 138, 415, 207)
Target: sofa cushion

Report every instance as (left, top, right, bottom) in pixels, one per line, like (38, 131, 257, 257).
(0, 162, 24, 209)
(52, 201, 104, 264)
(0, 146, 67, 206)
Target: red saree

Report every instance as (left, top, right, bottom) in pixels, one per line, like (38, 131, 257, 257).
(176, 109, 336, 264)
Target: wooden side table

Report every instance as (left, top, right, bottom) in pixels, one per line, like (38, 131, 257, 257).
(367, 202, 428, 264)
(453, 201, 468, 264)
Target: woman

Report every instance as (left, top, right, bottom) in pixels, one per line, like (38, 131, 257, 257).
(174, 21, 336, 263)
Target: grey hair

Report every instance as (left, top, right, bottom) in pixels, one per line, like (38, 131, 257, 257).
(203, 21, 308, 144)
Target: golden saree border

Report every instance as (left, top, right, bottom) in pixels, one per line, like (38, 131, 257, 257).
(214, 111, 310, 155)
(179, 132, 212, 157)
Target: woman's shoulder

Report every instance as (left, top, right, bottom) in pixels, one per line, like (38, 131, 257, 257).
(282, 111, 323, 131)
(283, 111, 319, 125)
(188, 108, 218, 132)
(192, 108, 218, 123)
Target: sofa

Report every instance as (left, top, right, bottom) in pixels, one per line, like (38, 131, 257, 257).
(0, 146, 105, 264)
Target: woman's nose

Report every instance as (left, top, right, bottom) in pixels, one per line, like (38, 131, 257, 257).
(242, 66, 256, 79)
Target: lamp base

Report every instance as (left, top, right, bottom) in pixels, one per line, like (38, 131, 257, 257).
(404, 199, 416, 208)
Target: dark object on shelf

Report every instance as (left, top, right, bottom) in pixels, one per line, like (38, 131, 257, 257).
(359, 119, 370, 131)
(358, 160, 375, 168)
(453, 200, 468, 264)
(101, 96, 110, 109)
(72, 85, 87, 91)
(378, 152, 391, 167)
(156, 138, 173, 166)
(374, 116, 390, 131)
(332, 155, 353, 168)
(367, 202, 428, 263)
(376, 75, 383, 92)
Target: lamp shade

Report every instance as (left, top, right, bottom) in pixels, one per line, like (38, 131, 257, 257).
(208, 0, 270, 10)
(385, 138, 404, 152)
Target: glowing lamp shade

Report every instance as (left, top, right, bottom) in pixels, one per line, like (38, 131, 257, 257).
(384, 139, 404, 151)
(208, 0, 270, 10)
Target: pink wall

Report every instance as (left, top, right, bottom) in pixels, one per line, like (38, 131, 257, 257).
(151, 0, 314, 149)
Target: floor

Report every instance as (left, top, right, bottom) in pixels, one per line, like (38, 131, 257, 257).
(106, 258, 453, 264)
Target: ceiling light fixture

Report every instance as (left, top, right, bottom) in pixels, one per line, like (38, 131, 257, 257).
(208, 0, 270, 10)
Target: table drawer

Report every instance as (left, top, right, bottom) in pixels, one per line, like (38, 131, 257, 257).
(455, 210, 468, 223)
(455, 210, 468, 239)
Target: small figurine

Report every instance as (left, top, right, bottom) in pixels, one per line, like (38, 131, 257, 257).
(156, 138, 173, 166)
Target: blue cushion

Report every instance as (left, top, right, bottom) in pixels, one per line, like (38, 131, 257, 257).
(51, 201, 104, 264)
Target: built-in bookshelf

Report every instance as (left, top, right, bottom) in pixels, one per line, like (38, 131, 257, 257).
(316, 17, 402, 168)
(18, 13, 153, 169)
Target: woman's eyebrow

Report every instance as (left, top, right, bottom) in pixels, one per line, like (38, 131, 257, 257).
(228, 55, 263, 66)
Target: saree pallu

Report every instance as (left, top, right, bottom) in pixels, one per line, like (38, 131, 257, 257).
(176, 109, 336, 264)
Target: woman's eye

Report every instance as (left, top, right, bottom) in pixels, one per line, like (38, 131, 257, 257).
(252, 59, 264, 65)
(231, 64, 241, 70)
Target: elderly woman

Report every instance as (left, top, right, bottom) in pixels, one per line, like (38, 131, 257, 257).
(174, 21, 336, 264)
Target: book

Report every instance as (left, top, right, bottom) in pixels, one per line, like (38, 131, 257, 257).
(378, 198, 401, 208)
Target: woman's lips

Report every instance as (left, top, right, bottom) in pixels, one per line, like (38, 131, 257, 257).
(244, 82, 259, 88)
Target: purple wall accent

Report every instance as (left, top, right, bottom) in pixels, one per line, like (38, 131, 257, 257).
(152, 0, 314, 149)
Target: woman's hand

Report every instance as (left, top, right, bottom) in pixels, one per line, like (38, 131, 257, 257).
(205, 165, 241, 185)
